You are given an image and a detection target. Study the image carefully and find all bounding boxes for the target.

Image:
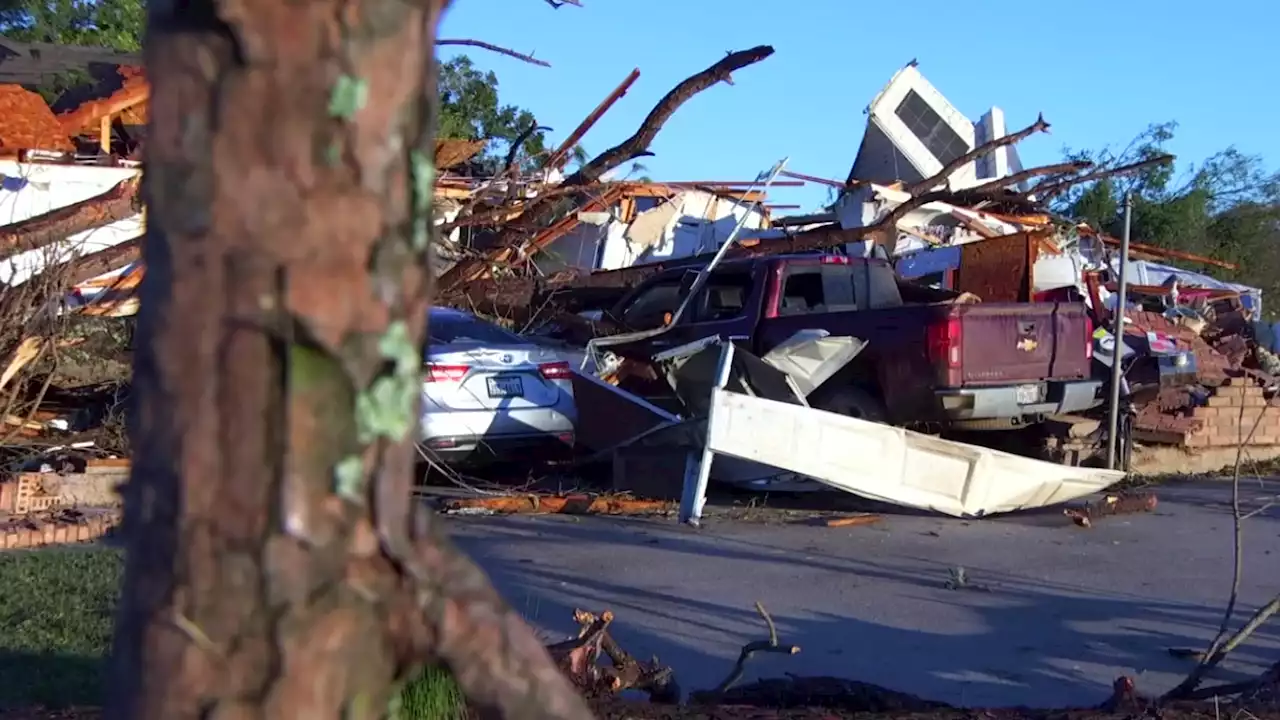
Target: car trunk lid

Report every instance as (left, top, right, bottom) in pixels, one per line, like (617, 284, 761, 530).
(424, 344, 569, 411)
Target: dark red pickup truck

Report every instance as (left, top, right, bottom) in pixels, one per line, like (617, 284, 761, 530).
(603, 253, 1102, 428)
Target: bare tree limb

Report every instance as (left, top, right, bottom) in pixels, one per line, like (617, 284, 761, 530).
(1030, 154, 1175, 201)
(1165, 400, 1276, 700)
(700, 602, 800, 699)
(904, 113, 1051, 196)
(959, 160, 1093, 200)
(437, 45, 775, 292)
(436, 39, 552, 67)
(504, 122, 553, 175)
(560, 45, 774, 188)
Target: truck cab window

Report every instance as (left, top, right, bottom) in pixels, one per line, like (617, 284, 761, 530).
(779, 266, 858, 315)
(621, 280, 683, 329)
(692, 271, 754, 322)
(780, 272, 827, 315)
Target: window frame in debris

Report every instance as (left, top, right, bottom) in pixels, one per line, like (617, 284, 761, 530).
(894, 89, 969, 167)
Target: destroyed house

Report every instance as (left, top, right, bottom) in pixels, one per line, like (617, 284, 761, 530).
(0, 35, 146, 157)
(843, 61, 1026, 193)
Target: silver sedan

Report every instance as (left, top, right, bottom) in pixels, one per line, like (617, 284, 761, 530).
(420, 308, 577, 465)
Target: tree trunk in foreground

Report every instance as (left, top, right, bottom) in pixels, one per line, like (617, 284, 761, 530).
(106, 1, 593, 719)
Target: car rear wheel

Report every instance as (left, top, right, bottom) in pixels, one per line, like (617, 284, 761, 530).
(808, 385, 887, 423)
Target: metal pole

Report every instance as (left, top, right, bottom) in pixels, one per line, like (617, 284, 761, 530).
(679, 341, 735, 526)
(1105, 193, 1133, 469)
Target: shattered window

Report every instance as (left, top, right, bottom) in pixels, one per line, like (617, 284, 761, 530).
(894, 90, 969, 166)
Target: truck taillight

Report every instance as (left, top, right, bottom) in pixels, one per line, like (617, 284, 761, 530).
(926, 316, 963, 369)
(425, 364, 469, 383)
(1084, 316, 1094, 361)
(819, 255, 851, 265)
(538, 361, 573, 380)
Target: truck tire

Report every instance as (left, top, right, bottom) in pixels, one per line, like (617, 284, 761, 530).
(809, 385, 887, 423)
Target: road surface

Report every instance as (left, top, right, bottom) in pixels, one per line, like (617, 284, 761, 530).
(448, 478, 1280, 708)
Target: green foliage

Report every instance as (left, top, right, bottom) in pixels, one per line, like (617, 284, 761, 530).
(1058, 122, 1280, 317)
(0, 0, 143, 50)
(438, 55, 551, 174)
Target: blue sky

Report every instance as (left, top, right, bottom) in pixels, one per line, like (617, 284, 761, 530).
(439, 0, 1276, 211)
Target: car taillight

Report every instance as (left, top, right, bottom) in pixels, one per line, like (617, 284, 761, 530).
(538, 361, 573, 380)
(926, 316, 963, 369)
(1084, 316, 1094, 361)
(819, 255, 851, 265)
(425, 364, 469, 382)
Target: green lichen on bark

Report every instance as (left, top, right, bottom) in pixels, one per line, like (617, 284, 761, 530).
(353, 320, 421, 445)
(409, 150, 435, 251)
(287, 342, 364, 498)
(328, 75, 369, 119)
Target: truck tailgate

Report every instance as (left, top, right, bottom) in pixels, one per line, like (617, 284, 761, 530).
(956, 303, 1091, 384)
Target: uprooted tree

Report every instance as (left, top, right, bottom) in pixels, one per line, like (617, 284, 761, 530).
(105, 1, 593, 719)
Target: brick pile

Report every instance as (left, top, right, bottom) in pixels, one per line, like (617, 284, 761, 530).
(1185, 379, 1280, 448)
(0, 508, 120, 549)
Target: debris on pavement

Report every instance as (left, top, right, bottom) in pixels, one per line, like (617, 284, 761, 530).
(439, 493, 674, 516)
(819, 514, 883, 528)
(1063, 492, 1159, 528)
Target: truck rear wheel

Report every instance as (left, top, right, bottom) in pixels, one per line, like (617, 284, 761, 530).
(809, 385, 887, 423)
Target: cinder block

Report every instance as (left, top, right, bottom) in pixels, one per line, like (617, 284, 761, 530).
(1192, 406, 1219, 418)
(1208, 396, 1240, 408)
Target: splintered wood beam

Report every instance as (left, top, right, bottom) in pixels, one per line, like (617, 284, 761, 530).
(545, 68, 641, 171)
(99, 115, 112, 154)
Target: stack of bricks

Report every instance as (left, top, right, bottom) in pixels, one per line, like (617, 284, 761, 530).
(0, 510, 120, 549)
(1186, 378, 1280, 448)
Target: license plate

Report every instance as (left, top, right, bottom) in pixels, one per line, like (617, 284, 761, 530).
(486, 376, 524, 398)
(1015, 383, 1041, 405)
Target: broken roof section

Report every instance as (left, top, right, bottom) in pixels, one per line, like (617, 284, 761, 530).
(845, 60, 1026, 193)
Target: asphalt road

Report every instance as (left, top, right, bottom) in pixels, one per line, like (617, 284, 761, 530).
(447, 478, 1280, 709)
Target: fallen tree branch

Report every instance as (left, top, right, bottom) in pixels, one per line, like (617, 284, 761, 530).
(1166, 401, 1275, 699)
(1029, 154, 1175, 201)
(904, 113, 1051, 196)
(436, 39, 551, 67)
(959, 160, 1093, 200)
(690, 601, 800, 703)
(504, 122, 553, 175)
(561, 45, 774, 188)
(0, 176, 141, 259)
(437, 45, 775, 292)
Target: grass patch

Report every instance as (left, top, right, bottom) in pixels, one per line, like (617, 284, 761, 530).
(0, 546, 467, 718)
(396, 665, 468, 720)
(0, 547, 123, 709)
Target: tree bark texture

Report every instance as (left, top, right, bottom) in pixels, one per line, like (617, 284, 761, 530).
(107, 1, 594, 719)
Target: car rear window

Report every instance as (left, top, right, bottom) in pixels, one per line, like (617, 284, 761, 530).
(429, 313, 522, 344)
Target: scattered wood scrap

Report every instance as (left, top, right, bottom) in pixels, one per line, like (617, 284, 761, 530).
(1064, 492, 1159, 528)
(820, 514, 882, 528)
(439, 493, 673, 516)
